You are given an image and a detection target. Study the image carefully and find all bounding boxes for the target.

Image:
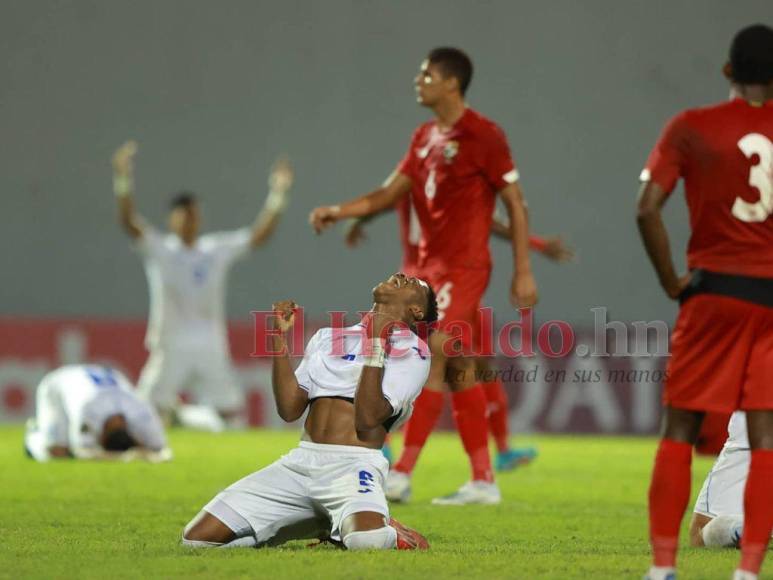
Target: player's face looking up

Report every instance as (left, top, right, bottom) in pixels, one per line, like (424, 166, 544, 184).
(372, 272, 436, 328)
(168, 202, 200, 246)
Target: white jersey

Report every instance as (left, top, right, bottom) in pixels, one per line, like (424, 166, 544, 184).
(28, 365, 167, 460)
(136, 226, 251, 351)
(694, 411, 749, 519)
(294, 324, 430, 431)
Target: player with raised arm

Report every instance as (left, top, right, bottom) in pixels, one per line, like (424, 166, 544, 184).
(181, 272, 436, 550)
(345, 198, 573, 471)
(111, 142, 292, 428)
(24, 364, 170, 462)
(310, 47, 538, 505)
(637, 25, 773, 580)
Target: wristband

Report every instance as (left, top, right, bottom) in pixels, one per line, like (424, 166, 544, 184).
(363, 340, 386, 368)
(113, 175, 133, 197)
(264, 188, 288, 213)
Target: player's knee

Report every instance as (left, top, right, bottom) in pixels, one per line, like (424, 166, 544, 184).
(701, 515, 743, 547)
(342, 526, 397, 550)
(182, 511, 234, 545)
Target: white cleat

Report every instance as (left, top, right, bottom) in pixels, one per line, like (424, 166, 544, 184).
(175, 404, 226, 432)
(643, 566, 676, 580)
(431, 481, 501, 505)
(385, 470, 412, 503)
(732, 571, 758, 580)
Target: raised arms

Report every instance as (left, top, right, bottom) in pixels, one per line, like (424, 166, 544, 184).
(270, 300, 309, 422)
(249, 157, 293, 248)
(111, 141, 145, 239)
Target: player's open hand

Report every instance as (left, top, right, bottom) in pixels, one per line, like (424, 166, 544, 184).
(344, 219, 367, 248)
(541, 236, 575, 263)
(112, 141, 138, 176)
(272, 300, 298, 333)
(309, 206, 341, 234)
(269, 157, 293, 194)
(511, 271, 538, 308)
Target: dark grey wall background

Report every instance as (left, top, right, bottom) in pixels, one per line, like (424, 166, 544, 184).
(1, 1, 770, 325)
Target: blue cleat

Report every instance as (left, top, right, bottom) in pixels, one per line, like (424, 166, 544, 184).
(495, 446, 538, 472)
(381, 443, 393, 465)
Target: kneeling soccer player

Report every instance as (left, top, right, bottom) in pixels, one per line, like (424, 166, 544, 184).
(690, 412, 773, 549)
(24, 364, 170, 462)
(182, 272, 436, 550)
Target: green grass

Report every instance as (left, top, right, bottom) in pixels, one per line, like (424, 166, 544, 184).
(0, 426, 755, 579)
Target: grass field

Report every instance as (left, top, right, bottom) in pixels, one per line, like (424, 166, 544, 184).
(0, 426, 759, 579)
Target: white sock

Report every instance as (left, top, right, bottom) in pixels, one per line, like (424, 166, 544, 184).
(647, 566, 675, 580)
(701, 515, 743, 547)
(181, 535, 256, 549)
(732, 570, 758, 580)
(343, 527, 397, 550)
(221, 536, 257, 548)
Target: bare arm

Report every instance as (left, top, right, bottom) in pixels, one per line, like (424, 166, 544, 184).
(499, 182, 538, 307)
(309, 171, 411, 234)
(249, 157, 293, 248)
(112, 141, 145, 240)
(491, 214, 575, 262)
(354, 366, 393, 431)
(636, 181, 690, 299)
(270, 300, 309, 422)
(353, 315, 395, 431)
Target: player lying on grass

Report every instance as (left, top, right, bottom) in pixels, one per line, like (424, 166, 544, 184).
(182, 273, 436, 550)
(690, 412, 773, 549)
(24, 364, 170, 462)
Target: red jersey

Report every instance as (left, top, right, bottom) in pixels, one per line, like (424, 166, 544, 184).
(642, 98, 773, 278)
(398, 108, 518, 272)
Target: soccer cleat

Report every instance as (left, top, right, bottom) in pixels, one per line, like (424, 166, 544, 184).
(381, 443, 393, 465)
(389, 517, 429, 550)
(431, 480, 501, 505)
(385, 470, 412, 503)
(495, 446, 538, 472)
(732, 571, 758, 580)
(643, 567, 676, 580)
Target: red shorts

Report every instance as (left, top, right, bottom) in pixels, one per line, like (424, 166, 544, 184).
(666, 294, 773, 413)
(422, 268, 491, 354)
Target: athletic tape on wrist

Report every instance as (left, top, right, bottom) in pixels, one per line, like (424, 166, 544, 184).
(265, 189, 288, 213)
(363, 341, 386, 368)
(113, 175, 133, 197)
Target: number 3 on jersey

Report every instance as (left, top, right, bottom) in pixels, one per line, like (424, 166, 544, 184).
(731, 133, 773, 223)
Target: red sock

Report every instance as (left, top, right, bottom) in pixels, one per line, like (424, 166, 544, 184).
(452, 386, 493, 483)
(739, 449, 773, 574)
(482, 381, 509, 453)
(648, 438, 692, 568)
(393, 389, 444, 475)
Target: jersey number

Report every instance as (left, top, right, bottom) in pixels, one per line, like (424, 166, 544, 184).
(435, 282, 453, 321)
(86, 367, 118, 388)
(731, 133, 773, 223)
(425, 168, 436, 200)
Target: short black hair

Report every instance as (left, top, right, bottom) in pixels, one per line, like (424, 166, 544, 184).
(103, 428, 137, 452)
(730, 24, 773, 85)
(427, 47, 474, 95)
(169, 191, 197, 210)
(423, 284, 439, 325)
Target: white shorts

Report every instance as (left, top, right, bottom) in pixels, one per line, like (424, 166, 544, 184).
(203, 441, 390, 545)
(137, 346, 243, 412)
(694, 445, 749, 519)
